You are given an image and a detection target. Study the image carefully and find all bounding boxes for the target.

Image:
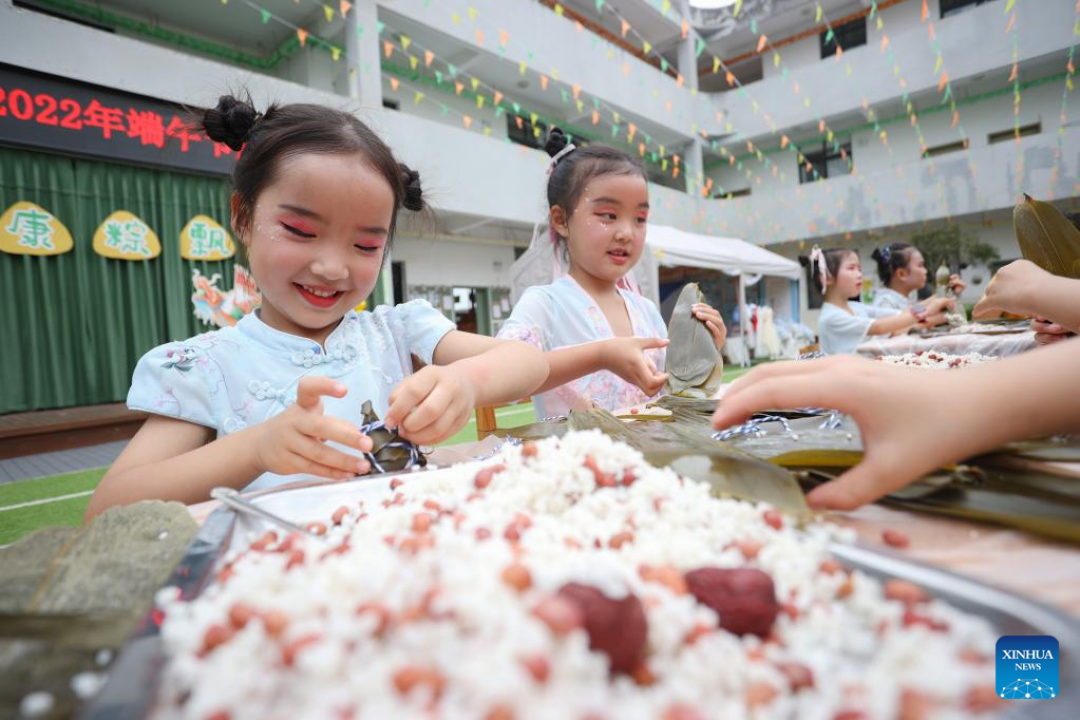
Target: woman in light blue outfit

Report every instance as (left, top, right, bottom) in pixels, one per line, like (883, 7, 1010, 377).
(87, 98, 546, 518)
(803, 246, 944, 355)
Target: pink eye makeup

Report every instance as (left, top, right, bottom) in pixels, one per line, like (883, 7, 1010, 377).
(279, 218, 317, 238)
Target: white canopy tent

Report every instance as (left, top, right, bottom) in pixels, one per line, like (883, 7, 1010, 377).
(643, 224, 802, 286)
(641, 225, 803, 365)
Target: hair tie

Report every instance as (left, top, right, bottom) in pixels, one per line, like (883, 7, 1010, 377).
(547, 143, 576, 175)
(880, 246, 892, 263)
(808, 245, 829, 294)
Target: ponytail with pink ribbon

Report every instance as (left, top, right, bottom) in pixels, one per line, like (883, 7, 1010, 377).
(809, 245, 829, 294)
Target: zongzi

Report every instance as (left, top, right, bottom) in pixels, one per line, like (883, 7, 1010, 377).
(664, 283, 723, 398)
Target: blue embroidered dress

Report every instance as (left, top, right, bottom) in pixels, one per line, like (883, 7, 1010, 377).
(127, 301, 454, 492)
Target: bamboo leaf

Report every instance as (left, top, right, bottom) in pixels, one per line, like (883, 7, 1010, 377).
(1014, 194, 1080, 279)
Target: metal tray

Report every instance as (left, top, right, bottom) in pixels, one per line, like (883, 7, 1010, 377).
(83, 467, 1080, 719)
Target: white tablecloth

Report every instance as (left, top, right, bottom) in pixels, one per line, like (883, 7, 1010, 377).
(857, 330, 1037, 358)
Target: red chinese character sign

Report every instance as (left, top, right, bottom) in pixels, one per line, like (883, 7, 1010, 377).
(92, 211, 161, 260)
(0, 201, 74, 256)
(0, 66, 236, 176)
(180, 215, 235, 261)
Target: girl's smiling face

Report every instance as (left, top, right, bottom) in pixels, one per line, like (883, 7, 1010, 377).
(554, 173, 649, 286)
(237, 152, 395, 343)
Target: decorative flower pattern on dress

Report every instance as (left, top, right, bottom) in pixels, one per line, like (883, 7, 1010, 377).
(161, 347, 199, 372)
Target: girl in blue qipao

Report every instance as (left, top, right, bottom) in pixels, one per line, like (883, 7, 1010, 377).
(87, 97, 546, 518)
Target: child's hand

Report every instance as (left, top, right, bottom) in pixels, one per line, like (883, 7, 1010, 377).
(692, 303, 727, 351)
(924, 296, 954, 315)
(251, 376, 372, 480)
(1032, 316, 1074, 346)
(972, 259, 1048, 319)
(385, 365, 476, 445)
(948, 273, 966, 295)
(711, 356, 963, 511)
(600, 337, 670, 396)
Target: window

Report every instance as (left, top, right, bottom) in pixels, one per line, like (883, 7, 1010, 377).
(507, 114, 547, 149)
(923, 139, 968, 158)
(798, 140, 852, 184)
(940, 0, 996, 18)
(382, 98, 400, 111)
(988, 122, 1041, 145)
(715, 187, 751, 200)
(820, 17, 866, 59)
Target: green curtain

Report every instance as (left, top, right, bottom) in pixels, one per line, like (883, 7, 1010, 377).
(0, 147, 231, 414)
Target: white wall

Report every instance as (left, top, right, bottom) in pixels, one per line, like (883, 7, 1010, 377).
(393, 236, 517, 288)
(711, 0, 1075, 145)
(383, 0, 719, 136)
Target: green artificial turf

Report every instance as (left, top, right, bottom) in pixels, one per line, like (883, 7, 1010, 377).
(0, 467, 106, 545)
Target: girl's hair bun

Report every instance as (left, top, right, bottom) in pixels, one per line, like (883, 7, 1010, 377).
(202, 95, 259, 151)
(400, 164, 424, 212)
(545, 127, 569, 159)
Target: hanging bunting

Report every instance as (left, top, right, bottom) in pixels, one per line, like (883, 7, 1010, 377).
(0, 201, 73, 256)
(180, 215, 235, 261)
(425, 50, 435, 67)
(296, 28, 309, 47)
(340, 1, 352, 17)
(93, 211, 161, 260)
(323, 4, 334, 23)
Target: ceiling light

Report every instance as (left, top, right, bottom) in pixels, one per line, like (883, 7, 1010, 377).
(689, 0, 739, 9)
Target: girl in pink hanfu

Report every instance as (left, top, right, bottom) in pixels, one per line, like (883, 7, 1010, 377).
(498, 128, 726, 419)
